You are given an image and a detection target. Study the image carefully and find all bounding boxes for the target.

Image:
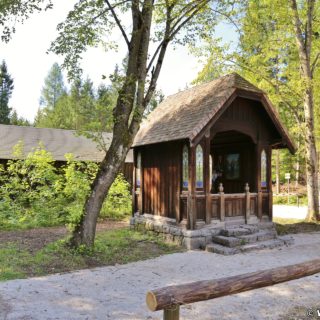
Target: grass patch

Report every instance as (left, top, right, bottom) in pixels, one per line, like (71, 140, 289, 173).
(273, 195, 308, 206)
(274, 217, 320, 235)
(0, 228, 183, 281)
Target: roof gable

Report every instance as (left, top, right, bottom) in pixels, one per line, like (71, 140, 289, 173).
(133, 73, 295, 153)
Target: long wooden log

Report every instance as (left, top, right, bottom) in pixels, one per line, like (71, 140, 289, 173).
(146, 259, 320, 311)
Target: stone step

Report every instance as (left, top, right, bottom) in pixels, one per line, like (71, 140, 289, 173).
(240, 239, 285, 253)
(212, 235, 241, 248)
(238, 230, 277, 244)
(220, 227, 252, 237)
(257, 221, 275, 230)
(206, 243, 240, 255)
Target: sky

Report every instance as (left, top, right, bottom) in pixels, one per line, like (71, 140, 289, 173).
(0, 1, 236, 122)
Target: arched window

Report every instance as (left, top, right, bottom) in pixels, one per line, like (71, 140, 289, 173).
(196, 145, 204, 188)
(136, 152, 141, 188)
(261, 149, 267, 188)
(182, 145, 189, 189)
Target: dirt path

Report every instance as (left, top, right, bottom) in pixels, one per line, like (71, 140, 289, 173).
(0, 220, 127, 253)
(1, 232, 320, 320)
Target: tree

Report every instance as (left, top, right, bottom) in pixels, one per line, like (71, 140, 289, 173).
(10, 109, 31, 126)
(48, 0, 225, 248)
(193, 0, 320, 221)
(0, 0, 53, 42)
(0, 60, 14, 124)
(289, 0, 320, 221)
(40, 62, 66, 109)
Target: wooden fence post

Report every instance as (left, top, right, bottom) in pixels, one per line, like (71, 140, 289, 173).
(219, 183, 225, 222)
(245, 183, 250, 223)
(163, 305, 180, 320)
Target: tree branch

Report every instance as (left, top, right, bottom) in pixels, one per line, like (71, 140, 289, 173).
(104, 0, 130, 49)
(311, 52, 320, 76)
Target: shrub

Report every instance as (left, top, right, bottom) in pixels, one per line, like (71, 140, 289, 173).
(0, 143, 132, 230)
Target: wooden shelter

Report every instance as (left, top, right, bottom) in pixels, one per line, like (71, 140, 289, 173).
(132, 73, 295, 231)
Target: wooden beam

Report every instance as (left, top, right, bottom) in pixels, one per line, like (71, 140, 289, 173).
(146, 259, 320, 312)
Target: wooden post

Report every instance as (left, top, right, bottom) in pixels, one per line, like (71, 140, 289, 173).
(256, 141, 262, 219)
(163, 305, 180, 320)
(245, 183, 250, 223)
(132, 150, 136, 216)
(268, 147, 273, 220)
(219, 183, 225, 222)
(205, 133, 211, 224)
(188, 146, 196, 230)
(146, 259, 320, 312)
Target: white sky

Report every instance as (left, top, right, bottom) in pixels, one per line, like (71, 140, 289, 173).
(0, 0, 235, 122)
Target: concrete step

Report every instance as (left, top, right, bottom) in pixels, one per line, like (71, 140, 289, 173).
(238, 230, 277, 244)
(220, 227, 251, 237)
(212, 235, 241, 248)
(240, 239, 285, 253)
(206, 243, 240, 255)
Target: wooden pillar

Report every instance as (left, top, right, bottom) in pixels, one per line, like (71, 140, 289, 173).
(245, 183, 250, 223)
(187, 145, 196, 230)
(219, 183, 225, 221)
(132, 150, 136, 216)
(205, 133, 211, 224)
(138, 151, 144, 214)
(256, 142, 262, 220)
(268, 146, 273, 220)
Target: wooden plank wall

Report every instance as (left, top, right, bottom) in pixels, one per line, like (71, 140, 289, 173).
(142, 142, 181, 219)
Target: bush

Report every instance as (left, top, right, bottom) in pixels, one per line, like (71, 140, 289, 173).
(101, 173, 131, 220)
(0, 143, 131, 230)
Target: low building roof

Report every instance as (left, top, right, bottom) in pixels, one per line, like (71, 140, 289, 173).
(133, 73, 295, 153)
(0, 125, 133, 163)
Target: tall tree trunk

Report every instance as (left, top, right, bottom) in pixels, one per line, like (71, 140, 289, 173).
(290, 0, 320, 221)
(71, 0, 155, 248)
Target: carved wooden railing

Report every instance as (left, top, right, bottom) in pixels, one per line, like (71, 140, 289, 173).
(146, 259, 320, 320)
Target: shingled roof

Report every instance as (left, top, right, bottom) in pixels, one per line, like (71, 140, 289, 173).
(0, 125, 133, 163)
(133, 73, 295, 153)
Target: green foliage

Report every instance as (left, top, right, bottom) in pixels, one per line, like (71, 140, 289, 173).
(0, 0, 53, 42)
(0, 143, 131, 230)
(0, 60, 14, 124)
(40, 62, 66, 109)
(101, 174, 131, 220)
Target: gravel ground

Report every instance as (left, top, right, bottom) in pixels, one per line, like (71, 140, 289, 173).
(1, 233, 320, 320)
(273, 205, 308, 219)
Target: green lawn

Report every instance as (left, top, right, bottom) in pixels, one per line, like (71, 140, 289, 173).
(0, 228, 183, 281)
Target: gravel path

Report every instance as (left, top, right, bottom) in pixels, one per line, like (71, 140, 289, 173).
(273, 205, 308, 219)
(1, 233, 320, 320)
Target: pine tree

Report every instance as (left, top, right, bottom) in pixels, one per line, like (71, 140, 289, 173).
(40, 63, 66, 109)
(0, 60, 14, 124)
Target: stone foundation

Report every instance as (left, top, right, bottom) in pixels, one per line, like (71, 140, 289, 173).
(131, 213, 223, 250)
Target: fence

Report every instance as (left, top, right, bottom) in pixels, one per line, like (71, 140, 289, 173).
(146, 259, 320, 320)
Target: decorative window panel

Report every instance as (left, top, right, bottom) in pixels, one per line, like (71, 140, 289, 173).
(196, 145, 204, 188)
(136, 152, 141, 188)
(261, 149, 267, 188)
(182, 145, 189, 189)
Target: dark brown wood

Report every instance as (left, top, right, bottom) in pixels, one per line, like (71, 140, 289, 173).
(163, 306, 180, 320)
(205, 133, 211, 224)
(146, 259, 320, 312)
(188, 146, 196, 229)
